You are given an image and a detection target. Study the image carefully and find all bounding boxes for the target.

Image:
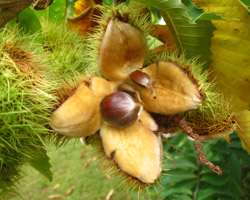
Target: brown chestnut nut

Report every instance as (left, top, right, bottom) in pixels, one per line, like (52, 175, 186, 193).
(129, 70, 156, 98)
(101, 91, 142, 128)
(117, 83, 143, 104)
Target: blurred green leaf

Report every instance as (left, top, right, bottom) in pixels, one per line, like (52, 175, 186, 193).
(238, 0, 250, 12)
(167, 159, 197, 170)
(28, 148, 52, 181)
(18, 7, 42, 35)
(103, 0, 113, 6)
(168, 133, 186, 146)
(67, 0, 78, 17)
(229, 154, 242, 183)
(166, 194, 193, 200)
(135, 0, 190, 21)
(198, 188, 215, 200)
(35, 0, 66, 22)
(200, 173, 230, 186)
(158, 133, 249, 199)
(163, 170, 196, 184)
(160, 186, 193, 198)
(149, 7, 162, 24)
(227, 178, 244, 197)
(49, 0, 67, 21)
(237, 151, 250, 166)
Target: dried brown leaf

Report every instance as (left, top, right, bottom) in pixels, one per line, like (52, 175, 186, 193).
(53, 184, 60, 191)
(65, 188, 74, 196)
(48, 195, 63, 199)
(105, 189, 114, 200)
(105, 174, 111, 179)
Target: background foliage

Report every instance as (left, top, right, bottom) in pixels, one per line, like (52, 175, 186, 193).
(159, 133, 250, 200)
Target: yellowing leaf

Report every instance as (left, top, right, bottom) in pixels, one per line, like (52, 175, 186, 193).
(67, 0, 101, 35)
(237, 110, 250, 154)
(193, 0, 250, 110)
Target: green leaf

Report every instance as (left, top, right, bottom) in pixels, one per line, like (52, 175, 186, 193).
(238, 0, 250, 12)
(136, 0, 225, 68)
(167, 159, 197, 170)
(18, 7, 42, 35)
(28, 148, 52, 181)
(229, 153, 242, 183)
(200, 173, 230, 186)
(163, 169, 196, 184)
(103, 0, 113, 6)
(135, 0, 190, 21)
(67, 0, 78, 17)
(169, 133, 186, 146)
(227, 178, 244, 197)
(35, 0, 66, 22)
(182, 0, 224, 23)
(160, 187, 193, 198)
(160, 185, 193, 198)
(198, 188, 217, 200)
(48, 0, 66, 22)
(166, 194, 192, 200)
(162, 0, 224, 68)
(160, 179, 196, 197)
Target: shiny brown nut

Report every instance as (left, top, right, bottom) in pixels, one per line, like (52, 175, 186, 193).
(101, 91, 142, 128)
(129, 70, 156, 98)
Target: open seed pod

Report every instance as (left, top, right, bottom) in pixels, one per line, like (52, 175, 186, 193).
(185, 101, 237, 141)
(126, 61, 203, 115)
(50, 77, 115, 137)
(99, 17, 147, 83)
(100, 113, 162, 184)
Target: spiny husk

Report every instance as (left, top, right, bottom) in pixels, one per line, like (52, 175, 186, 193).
(85, 110, 162, 189)
(40, 20, 102, 144)
(101, 120, 162, 184)
(41, 20, 97, 83)
(185, 95, 236, 140)
(148, 50, 237, 138)
(127, 61, 203, 115)
(148, 52, 214, 109)
(0, 25, 56, 196)
(99, 17, 147, 82)
(0, 20, 95, 195)
(50, 83, 102, 137)
(50, 77, 115, 138)
(84, 132, 162, 192)
(86, 1, 151, 75)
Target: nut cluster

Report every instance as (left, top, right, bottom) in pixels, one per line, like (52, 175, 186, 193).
(50, 14, 204, 184)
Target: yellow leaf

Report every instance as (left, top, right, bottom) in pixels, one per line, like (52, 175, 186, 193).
(237, 110, 250, 154)
(193, 0, 250, 110)
(193, 0, 250, 154)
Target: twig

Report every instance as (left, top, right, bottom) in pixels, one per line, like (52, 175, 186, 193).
(179, 119, 222, 176)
